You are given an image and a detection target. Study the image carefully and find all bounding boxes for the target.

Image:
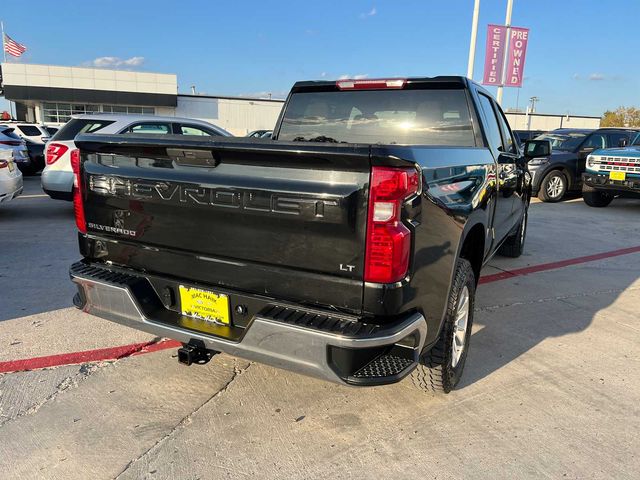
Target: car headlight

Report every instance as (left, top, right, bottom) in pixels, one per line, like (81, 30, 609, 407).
(528, 157, 549, 166)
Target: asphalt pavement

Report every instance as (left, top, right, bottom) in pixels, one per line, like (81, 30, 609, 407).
(0, 175, 639, 479)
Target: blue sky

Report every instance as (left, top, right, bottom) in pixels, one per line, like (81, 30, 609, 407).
(1, 0, 638, 116)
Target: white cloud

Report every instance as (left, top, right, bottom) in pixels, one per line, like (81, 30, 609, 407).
(88, 56, 145, 68)
(588, 73, 605, 81)
(320, 72, 327, 78)
(354, 74, 369, 79)
(360, 7, 377, 18)
(572, 73, 580, 80)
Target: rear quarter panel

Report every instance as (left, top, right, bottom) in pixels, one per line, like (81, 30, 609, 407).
(368, 146, 496, 346)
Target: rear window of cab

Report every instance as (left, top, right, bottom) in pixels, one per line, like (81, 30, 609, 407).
(277, 89, 476, 146)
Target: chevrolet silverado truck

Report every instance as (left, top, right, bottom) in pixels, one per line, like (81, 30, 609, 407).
(582, 134, 640, 207)
(69, 76, 549, 393)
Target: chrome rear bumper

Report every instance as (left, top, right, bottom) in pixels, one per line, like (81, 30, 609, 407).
(70, 262, 428, 386)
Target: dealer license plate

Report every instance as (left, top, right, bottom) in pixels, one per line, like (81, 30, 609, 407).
(179, 285, 230, 325)
(609, 171, 626, 181)
(8, 160, 14, 172)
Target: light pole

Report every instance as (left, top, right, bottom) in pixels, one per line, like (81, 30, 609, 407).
(496, 0, 514, 105)
(466, 0, 481, 79)
(526, 96, 538, 131)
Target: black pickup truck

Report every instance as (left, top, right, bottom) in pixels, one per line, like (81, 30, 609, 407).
(69, 76, 549, 393)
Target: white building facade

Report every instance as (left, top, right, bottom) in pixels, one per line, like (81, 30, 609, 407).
(1, 63, 284, 136)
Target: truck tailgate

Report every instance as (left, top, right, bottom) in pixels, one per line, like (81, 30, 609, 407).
(75, 135, 372, 313)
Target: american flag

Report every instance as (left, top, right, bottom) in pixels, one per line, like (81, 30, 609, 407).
(4, 34, 27, 57)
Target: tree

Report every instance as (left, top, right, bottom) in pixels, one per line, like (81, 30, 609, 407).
(601, 106, 640, 127)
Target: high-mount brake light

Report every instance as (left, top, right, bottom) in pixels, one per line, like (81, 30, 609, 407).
(336, 78, 407, 90)
(364, 166, 420, 284)
(70, 149, 87, 234)
(46, 143, 69, 165)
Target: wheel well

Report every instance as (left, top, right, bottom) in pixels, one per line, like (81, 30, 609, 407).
(459, 224, 485, 283)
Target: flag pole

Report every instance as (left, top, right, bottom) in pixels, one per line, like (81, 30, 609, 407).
(466, 0, 481, 80)
(1, 20, 6, 63)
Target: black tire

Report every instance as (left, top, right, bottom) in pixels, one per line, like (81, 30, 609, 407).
(538, 170, 567, 202)
(410, 258, 475, 393)
(582, 184, 614, 208)
(498, 207, 528, 258)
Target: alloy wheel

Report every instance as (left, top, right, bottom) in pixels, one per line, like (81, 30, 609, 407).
(451, 286, 470, 368)
(546, 176, 564, 198)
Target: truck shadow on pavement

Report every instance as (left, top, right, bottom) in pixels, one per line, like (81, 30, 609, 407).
(457, 200, 639, 389)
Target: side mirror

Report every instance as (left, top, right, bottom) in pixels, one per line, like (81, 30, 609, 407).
(524, 139, 551, 158)
(618, 138, 628, 147)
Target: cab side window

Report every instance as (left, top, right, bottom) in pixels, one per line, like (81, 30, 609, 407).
(494, 104, 518, 154)
(477, 94, 503, 153)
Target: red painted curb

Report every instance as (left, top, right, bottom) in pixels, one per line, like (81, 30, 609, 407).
(0, 339, 181, 374)
(2, 245, 639, 375)
(479, 245, 640, 284)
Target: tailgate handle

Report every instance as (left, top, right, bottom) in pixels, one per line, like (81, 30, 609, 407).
(166, 148, 218, 167)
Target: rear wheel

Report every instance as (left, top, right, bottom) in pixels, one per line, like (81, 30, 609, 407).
(582, 184, 614, 208)
(538, 170, 567, 202)
(410, 258, 475, 393)
(498, 207, 528, 258)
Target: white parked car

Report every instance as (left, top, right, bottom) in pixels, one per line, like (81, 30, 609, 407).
(0, 122, 50, 144)
(0, 148, 23, 205)
(0, 126, 30, 173)
(42, 114, 232, 200)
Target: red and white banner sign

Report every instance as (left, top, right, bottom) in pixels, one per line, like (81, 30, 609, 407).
(482, 24, 507, 86)
(482, 24, 530, 87)
(504, 27, 530, 87)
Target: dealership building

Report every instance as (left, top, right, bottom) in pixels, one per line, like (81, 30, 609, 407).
(0, 62, 284, 136)
(0, 62, 600, 135)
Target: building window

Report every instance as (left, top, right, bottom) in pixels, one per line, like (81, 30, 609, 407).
(42, 103, 155, 123)
(102, 105, 155, 115)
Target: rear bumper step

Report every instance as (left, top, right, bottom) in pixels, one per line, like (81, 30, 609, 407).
(70, 261, 427, 386)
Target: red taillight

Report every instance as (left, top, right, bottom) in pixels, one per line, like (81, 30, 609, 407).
(70, 149, 86, 233)
(0, 140, 22, 146)
(46, 143, 69, 165)
(364, 166, 419, 283)
(336, 78, 406, 90)
(0, 160, 9, 169)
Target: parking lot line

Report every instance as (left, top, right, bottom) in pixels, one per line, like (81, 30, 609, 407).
(0, 338, 180, 374)
(480, 245, 640, 284)
(2, 244, 639, 375)
(17, 194, 49, 199)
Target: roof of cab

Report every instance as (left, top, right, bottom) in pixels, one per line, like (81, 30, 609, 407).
(291, 76, 471, 92)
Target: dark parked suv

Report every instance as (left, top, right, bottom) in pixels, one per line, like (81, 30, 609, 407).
(513, 129, 544, 146)
(530, 128, 640, 202)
